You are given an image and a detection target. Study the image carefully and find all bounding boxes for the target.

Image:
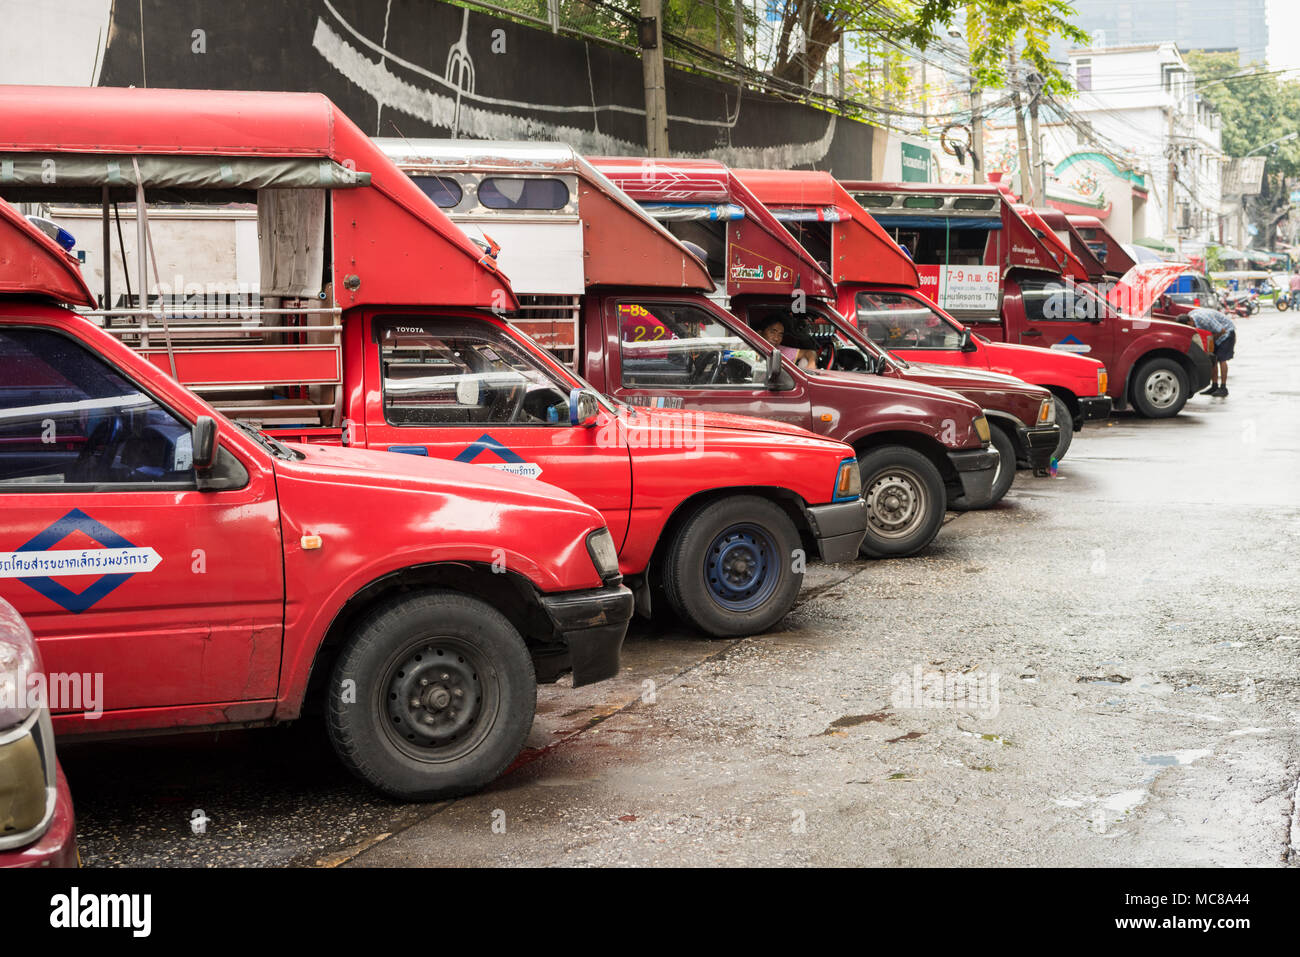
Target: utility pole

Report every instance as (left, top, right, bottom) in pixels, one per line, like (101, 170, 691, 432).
(1009, 51, 1033, 200)
(1165, 107, 1177, 239)
(1027, 73, 1044, 202)
(734, 1, 745, 69)
(970, 83, 985, 183)
(639, 0, 669, 156)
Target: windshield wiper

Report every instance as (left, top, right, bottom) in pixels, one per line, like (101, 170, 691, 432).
(235, 420, 302, 460)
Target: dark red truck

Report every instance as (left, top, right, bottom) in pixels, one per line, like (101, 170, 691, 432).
(843, 182, 1214, 418)
(3, 86, 865, 643)
(599, 160, 1062, 507)
(378, 141, 998, 558)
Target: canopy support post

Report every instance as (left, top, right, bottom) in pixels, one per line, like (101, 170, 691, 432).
(100, 186, 111, 319)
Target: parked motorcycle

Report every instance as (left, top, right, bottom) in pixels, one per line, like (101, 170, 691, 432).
(1221, 288, 1256, 318)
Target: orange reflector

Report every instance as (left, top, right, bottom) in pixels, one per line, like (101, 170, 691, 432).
(301, 534, 323, 550)
(820, 413, 833, 422)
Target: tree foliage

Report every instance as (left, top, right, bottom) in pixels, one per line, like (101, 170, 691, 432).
(1185, 50, 1300, 247)
(768, 0, 1089, 93)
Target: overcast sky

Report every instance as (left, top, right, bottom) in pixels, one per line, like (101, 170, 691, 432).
(1266, 0, 1300, 72)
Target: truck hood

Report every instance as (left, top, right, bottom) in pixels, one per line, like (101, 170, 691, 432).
(620, 403, 819, 441)
(277, 441, 596, 514)
(977, 336, 1105, 370)
(898, 360, 1044, 394)
(807, 366, 983, 412)
(1108, 261, 1195, 317)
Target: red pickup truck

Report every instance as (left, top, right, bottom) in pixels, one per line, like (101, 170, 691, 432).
(843, 182, 1214, 419)
(377, 141, 995, 558)
(0, 195, 635, 800)
(1, 86, 864, 640)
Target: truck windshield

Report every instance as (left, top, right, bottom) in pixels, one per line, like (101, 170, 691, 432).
(855, 291, 964, 351)
(377, 317, 619, 425)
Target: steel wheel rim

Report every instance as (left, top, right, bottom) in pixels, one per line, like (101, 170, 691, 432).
(704, 522, 780, 612)
(379, 636, 499, 763)
(1144, 369, 1181, 409)
(867, 467, 928, 539)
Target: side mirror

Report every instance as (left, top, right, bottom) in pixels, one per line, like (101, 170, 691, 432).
(193, 415, 218, 472)
(958, 328, 978, 352)
(568, 388, 600, 428)
(765, 348, 784, 388)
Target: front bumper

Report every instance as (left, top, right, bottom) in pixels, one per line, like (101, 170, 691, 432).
(536, 584, 634, 688)
(1187, 339, 1213, 392)
(804, 498, 869, 563)
(1075, 394, 1113, 428)
(1019, 424, 1062, 475)
(946, 447, 999, 509)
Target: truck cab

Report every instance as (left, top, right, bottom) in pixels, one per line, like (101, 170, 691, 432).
(736, 170, 1110, 463)
(843, 182, 1213, 419)
(2, 86, 865, 641)
(0, 192, 633, 801)
(382, 143, 995, 559)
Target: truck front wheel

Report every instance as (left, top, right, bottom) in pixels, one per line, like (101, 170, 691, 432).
(327, 591, 536, 801)
(858, 446, 946, 558)
(1130, 358, 1189, 418)
(662, 495, 803, 638)
(951, 424, 1016, 510)
(1051, 396, 1074, 462)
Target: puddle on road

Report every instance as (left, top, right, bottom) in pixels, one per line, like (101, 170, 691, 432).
(1141, 749, 1211, 767)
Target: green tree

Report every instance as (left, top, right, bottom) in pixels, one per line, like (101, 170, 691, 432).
(1185, 50, 1300, 249)
(768, 0, 1088, 93)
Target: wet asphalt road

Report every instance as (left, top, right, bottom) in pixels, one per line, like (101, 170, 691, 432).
(62, 310, 1300, 867)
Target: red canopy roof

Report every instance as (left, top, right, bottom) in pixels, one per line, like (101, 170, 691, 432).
(0, 86, 516, 312)
(590, 157, 834, 300)
(735, 169, 920, 290)
(0, 200, 95, 307)
(1014, 204, 1091, 283)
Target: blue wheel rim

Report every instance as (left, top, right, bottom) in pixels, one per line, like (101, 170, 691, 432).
(704, 523, 780, 612)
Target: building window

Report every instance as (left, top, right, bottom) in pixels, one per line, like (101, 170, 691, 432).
(1076, 60, 1091, 91)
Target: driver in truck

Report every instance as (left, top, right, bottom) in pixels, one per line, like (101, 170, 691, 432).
(755, 314, 818, 369)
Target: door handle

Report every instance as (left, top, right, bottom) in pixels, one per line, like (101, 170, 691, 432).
(1022, 329, 1043, 337)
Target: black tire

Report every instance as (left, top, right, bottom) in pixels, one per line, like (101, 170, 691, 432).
(959, 424, 1016, 509)
(858, 445, 947, 558)
(1249, 299, 1260, 315)
(1130, 357, 1190, 418)
(326, 590, 536, 801)
(1277, 295, 1290, 312)
(1051, 396, 1074, 462)
(662, 495, 803, 638)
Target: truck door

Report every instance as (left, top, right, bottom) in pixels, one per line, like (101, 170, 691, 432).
(1008, 277, 1114, 363)
(605, 297, 812, 427)
(0, 325, 284, 715)
(852, 289, 979, 368)
(362, 315, 632, 548)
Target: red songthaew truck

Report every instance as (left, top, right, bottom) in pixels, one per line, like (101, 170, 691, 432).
(0, 86, 865, 642)
(842, 182, 1214, 419)
(0, 193, 634, 801)
(380, 141, 997, 558)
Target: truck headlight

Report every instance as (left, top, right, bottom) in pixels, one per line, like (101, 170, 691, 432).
(1038, 398, 1055, 425)
(834, 457, 861, 501)
(1098, 368, 1109, 395)
(585, 528, 621, 584)
(973, 415, 991, 443)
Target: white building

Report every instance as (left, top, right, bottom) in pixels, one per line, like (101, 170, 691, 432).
(1051, 42, 1225, 249)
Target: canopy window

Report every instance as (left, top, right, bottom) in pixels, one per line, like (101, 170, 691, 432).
(0, 154, 370, 204)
